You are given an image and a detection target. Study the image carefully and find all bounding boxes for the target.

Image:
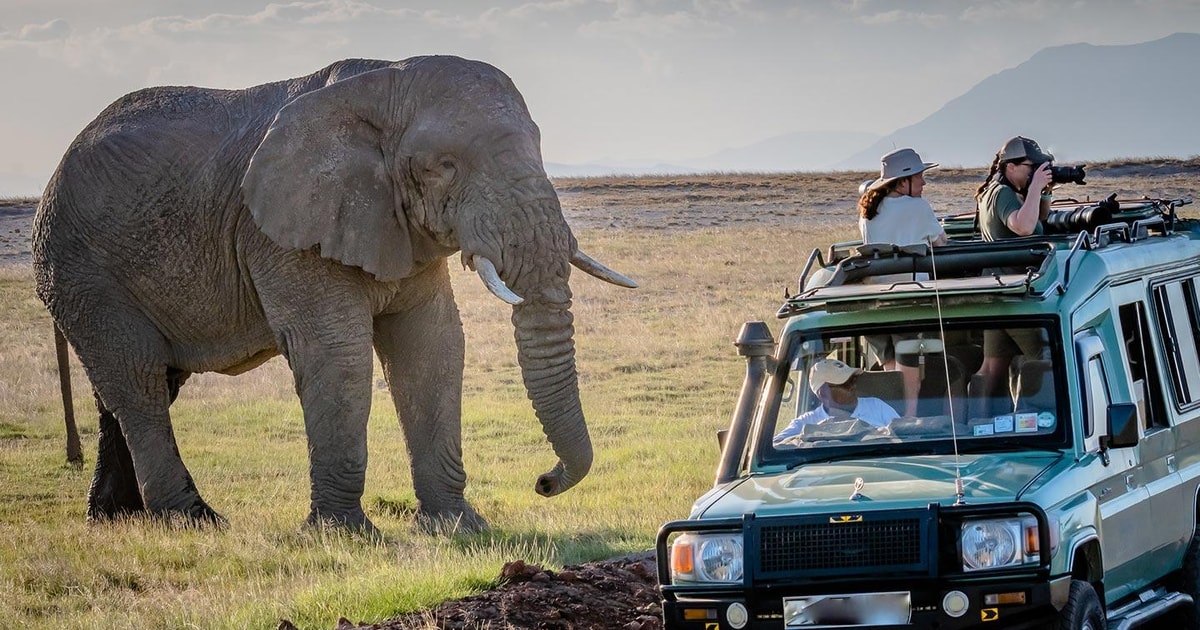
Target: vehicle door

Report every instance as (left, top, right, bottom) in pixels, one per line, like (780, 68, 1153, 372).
(1076, 331, 1152, 599)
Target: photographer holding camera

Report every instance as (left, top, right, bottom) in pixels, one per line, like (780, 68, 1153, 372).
(975, 135, 1057, 240)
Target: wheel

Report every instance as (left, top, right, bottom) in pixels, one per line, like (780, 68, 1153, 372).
(1057, 579, 1104, 630)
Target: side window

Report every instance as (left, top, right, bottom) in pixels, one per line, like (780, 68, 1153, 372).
(1076, 333, 1109, 442)
(1084, 356, 1108, 438)
(1152, 278, 1200, 408)
(1118, 301, 1169, 429)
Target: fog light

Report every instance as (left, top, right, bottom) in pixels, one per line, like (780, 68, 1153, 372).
(725, 602, 748, 629)
(943, 590, 969, 618)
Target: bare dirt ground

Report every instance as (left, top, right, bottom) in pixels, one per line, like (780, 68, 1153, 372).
(5, 158, 1200, 629)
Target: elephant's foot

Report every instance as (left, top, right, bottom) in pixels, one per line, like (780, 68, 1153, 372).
(305, 507, 378, 536)
(156, 499, 229, 529)
(415, 504, 489, 535)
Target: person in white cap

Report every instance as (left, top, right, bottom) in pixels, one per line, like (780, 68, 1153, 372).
(773, 359, 899, 443)
(857, 147, 947, 248)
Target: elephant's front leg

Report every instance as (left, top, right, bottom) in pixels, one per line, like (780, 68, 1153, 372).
(374, 278, 487, 534)
(280, 313, 377, 531)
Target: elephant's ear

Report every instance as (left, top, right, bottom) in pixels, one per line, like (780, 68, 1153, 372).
(242, 68, 414, 281)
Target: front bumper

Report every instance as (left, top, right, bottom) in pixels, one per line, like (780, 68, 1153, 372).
(663, 574, 1071, 630)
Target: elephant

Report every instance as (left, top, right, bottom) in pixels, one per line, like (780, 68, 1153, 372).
(31, 55, 636, 533)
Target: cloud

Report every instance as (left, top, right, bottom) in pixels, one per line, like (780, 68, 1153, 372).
(15, 18, 71, 42)
(577, 1, 735, 39)
(857, 9, 947, 27)
(960, 0, 1055, 23)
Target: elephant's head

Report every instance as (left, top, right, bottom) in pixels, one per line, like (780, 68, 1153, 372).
(240, 55, 634, 498)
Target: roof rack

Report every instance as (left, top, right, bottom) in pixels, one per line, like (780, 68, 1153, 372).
(783, 196, 1193, 319)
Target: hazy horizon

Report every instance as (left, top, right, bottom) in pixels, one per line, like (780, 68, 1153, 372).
(5, 0, 1200, 194)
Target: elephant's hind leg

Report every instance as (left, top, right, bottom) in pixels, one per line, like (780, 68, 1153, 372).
(87, 367, 193, 520)
(87, 390, 144, 519)
(69, 310, 222, 525)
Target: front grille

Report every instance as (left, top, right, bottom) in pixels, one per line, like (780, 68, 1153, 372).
(756, 515, 928, 578)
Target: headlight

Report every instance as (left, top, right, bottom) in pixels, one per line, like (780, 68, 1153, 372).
(670, 532, 744, 583)
(960, 515, 1040, 571)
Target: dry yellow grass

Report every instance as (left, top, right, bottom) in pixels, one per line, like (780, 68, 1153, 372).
(1, 162, 1197, 628)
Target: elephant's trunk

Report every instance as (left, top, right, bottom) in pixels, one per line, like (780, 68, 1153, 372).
(512, 288, 592, 497)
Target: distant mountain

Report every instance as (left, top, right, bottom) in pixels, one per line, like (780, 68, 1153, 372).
(837, 32, 1200, 169)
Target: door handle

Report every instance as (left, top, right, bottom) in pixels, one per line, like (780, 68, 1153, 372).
(1125, 474, 1136, 490)
(1168, 455, 1177, 473)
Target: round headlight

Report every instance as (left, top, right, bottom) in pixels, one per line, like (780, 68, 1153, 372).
(697, 536, 744, 582)
(962, 521, 1018, 570)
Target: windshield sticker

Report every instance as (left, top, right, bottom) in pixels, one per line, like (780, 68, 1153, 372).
(993, 416, 1014, 433)
(1037, 412, 1056, 428)
(1015, 413, 1039, 433)
(973, 423, 995, 437)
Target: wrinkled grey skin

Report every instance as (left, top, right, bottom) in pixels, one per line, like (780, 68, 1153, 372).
(32, 56, 628, 533)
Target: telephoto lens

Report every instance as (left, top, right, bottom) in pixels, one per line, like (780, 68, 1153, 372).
(1043, 202, 1112, 234)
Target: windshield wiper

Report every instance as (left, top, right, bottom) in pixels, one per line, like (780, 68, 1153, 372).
(957, 439, 1065, 455)
(786, 445, 921, 469)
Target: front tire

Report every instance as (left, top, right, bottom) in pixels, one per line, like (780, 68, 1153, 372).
(1057, 579, 1104, 630)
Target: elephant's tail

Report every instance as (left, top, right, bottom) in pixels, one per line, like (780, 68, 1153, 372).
(54, 324, 83, 466)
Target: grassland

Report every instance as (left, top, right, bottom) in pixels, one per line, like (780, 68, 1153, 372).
(1, 162, 1197, 628)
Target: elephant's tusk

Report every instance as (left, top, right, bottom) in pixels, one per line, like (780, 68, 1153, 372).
(473, 255, 524, 305)
(571, 250, 639, 288)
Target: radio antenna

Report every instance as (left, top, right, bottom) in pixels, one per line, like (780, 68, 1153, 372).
(926, 239, 965, 505)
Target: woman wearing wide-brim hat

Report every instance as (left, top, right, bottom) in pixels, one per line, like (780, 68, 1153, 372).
(856, 147, 948, 418)
(857, 147, 948, 248)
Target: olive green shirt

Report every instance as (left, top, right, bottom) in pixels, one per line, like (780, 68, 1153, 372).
(979, 181, 1042, 241)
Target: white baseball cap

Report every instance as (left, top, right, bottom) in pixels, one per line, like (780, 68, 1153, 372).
(809, 359, 864, 394)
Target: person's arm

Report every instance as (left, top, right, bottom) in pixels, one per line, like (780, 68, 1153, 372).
(922, 199, 948, 246)
(1005, 164, 1053, 236)
(773, 410, 817, 443)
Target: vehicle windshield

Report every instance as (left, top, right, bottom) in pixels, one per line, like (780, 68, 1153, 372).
(758, 318, 1068, 465)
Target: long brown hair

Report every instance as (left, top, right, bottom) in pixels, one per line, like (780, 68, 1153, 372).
(974, 153, 1003, 202)
(858, 180, 899, 220)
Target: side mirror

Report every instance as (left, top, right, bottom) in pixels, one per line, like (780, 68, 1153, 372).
(1105, 403, 1139, 449)
(717, 428, 729, 452)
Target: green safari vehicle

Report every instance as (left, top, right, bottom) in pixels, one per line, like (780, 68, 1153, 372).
(657, 196, 1200, 629)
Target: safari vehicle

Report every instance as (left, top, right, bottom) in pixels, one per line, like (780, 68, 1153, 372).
(656, 195, 1200, 629)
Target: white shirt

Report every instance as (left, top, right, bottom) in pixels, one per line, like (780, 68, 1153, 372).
(773, 397, 899, 443)
(858, 195, 945, 247)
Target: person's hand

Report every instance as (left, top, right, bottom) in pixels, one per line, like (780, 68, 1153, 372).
(1030, 163, 1053, 194)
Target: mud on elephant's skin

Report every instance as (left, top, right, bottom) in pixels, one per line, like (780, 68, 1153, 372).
(32, 55, 636, 533)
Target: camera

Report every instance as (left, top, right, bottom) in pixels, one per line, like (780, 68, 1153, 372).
(1045, 163, 1087, 185)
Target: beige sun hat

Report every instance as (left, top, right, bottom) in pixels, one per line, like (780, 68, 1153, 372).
(867, 148, 938, 191)
(809, 358, 864, 394)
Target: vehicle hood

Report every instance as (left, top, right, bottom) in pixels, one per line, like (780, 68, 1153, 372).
(699, 453, 1062, 519)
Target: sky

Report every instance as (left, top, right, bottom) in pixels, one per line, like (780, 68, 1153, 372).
(4, 0, 1200, 195)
